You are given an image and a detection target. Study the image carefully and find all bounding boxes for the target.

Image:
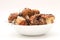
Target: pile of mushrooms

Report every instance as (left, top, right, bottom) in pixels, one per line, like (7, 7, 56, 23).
(8, 8, 55, 25)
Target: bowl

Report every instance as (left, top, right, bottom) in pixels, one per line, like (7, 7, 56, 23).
(12, 24, 52, 36)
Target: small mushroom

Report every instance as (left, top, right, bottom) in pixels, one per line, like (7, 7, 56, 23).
(29, 14, 40, 25)
(15, 16, 27, 25)
(8, 13, 19, 23)
(45, 14, 55, 24)
(40, 14, 55, 24)
(29, 14, 47, 25)
(22, 8, 32, 17)
(22, 8, 40, 18)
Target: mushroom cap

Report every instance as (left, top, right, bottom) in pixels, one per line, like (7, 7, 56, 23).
(15, 16, 27, 25)
(8, 13, 19, 23)
(22, 8, 40, 17)
(22, 8, 32, 17)
(40, 14, 55, 24)
(29, 14, 46, 25)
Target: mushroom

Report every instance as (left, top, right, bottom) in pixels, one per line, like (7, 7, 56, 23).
(22, 8, 40, 19)
(8, 13, 19, 23)
(15, 16, 27, 25)
(29, 14, 40, 25)
(29, 14, 47, 25)
(40, 14, 55, 24)
(45, 14, 55, 24)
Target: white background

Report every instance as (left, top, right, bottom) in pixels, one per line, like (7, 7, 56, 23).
(0, 0, 60, 40)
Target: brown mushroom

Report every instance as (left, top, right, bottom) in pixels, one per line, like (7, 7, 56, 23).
(15, 16, 27, 25)
(40, 14, 55, 24)
(45, 14, 55, 24)
(29, 14, 47, 25)
(22, 8, 40, 18)
(8, 13, 19, 23)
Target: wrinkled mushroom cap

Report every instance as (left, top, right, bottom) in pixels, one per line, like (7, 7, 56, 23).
(22, 8, 40, 17)
(8, 12, 19, 23)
